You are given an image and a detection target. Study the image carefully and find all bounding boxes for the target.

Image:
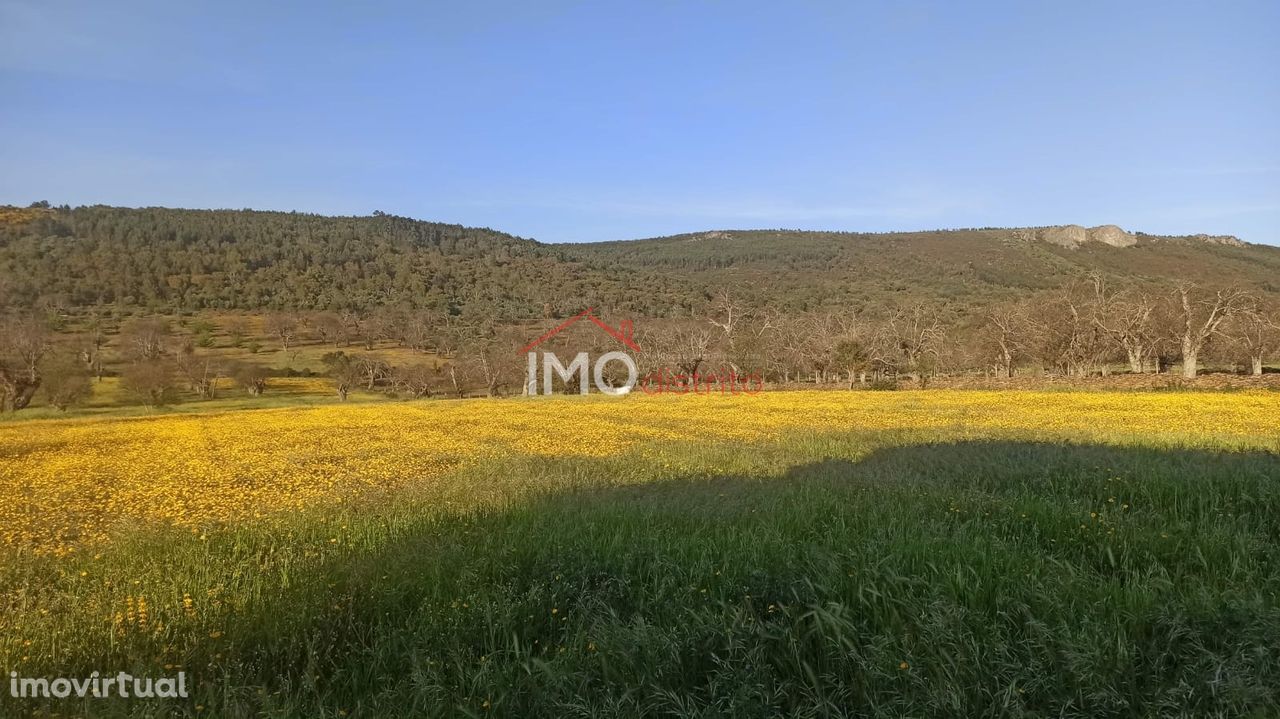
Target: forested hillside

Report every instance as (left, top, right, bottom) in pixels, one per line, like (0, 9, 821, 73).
(3, 204, 1280, 414)
(4, 205, 1279, 321)
(0, 205, 688, 318)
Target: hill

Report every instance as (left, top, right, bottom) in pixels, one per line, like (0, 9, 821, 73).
(558, 226, 1280, 315)
(3, 205, 1279, 320)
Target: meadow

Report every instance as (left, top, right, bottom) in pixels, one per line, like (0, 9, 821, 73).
(1, 390, 1279, 717)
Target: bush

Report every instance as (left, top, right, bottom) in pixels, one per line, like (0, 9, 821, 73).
(121, 360, 177, 407)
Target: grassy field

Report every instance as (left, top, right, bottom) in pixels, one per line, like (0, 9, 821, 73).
(2, 391, 1279, 717)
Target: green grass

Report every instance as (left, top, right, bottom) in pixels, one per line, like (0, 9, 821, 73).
(3, 428, 1279, 717)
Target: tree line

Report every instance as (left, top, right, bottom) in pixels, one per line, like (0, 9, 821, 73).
(2, 275, 1276, 412)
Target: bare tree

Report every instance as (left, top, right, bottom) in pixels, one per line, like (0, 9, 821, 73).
(980, 303, 1031, 379)
(78, 312, 112, 381)
(230, 362, 269, 396)
(885, 304, 947, 383)
(1171, 283, 1249, 378)
(1224, 297, 1278, 376)
(403, 312, 441, 353)
(357, 355, 392, 391)
(464, 322, 524, 397)
(639, 321, 712, 387)
(340, 309, 366, 347)
(311, 312, 346, 347)
(432, 317, 468, 398)
(172, 344, 223, 400)
(731, 308, 779, 380)
(1091, 277, 1158, 374)
(706, 290, 753, 372)
(263, 312, 299, 352)
(40, 354, 92, 411)
(392, 364, 436, 398)
(0, 314, 50, 411)
(321, 352, 363, 401)
(120, 317, 170, 361)
(1027, 283, 1108, 377)
(786, 313, 842, 385)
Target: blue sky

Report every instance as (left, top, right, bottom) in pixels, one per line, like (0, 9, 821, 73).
(1, 1, 1277, 244)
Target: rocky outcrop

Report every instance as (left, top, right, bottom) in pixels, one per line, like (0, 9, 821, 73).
(1183, 233, 1245, 247)
(1015, 225, 1248, 249)
(1017, 224, 1138, 249)
(1088, 224, 1139, 247)
(1035, 225, 1089, 248)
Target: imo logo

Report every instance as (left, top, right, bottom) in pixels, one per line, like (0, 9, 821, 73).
(520, 308, 640, 396)
(520, 309, 763, 396)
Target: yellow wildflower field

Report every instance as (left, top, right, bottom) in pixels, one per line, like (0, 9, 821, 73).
(1, 390, 1277, 555)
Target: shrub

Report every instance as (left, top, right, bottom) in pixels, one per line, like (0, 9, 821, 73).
(121, 360, 177, 407)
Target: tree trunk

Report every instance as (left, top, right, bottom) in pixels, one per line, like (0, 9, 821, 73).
(14, 383, 38, 410)
(1181, 345, 1199, 379)
(1252, 355, 1264, 377)
(1126, 347, 1144, 374)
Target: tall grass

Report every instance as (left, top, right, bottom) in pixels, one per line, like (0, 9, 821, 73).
(3, 426, 1279, 717)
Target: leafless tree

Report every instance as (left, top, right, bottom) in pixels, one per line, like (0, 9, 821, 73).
(980, 303, 1032, 379)
(639, 321, 713, 385)
(729, 308, 780, 380)
(321, 352, 363, 401)
(885, 304, 947, 383)
(0, 314, 50, 411)
(392, 364, 436, 398)
(706, 290, 753, 372)
(342, 310, 379, 350)
(172, 344, 223, 399)
(1171, 283, 1249, 378)
(311, 312, 346, 347)
(357, 355, 392, 391)
(78, 312, 112, 381)
(1027, 283, 1109, 377)
(263, 312, 299, 352)
(230, 362, 269, 396)
(120, 317, 170, 361)
(403, 312, 442, 353)
(475, 327, 525, 397)
(785, 313, 842, 385)
(40, 354, 92, 411)
(1224, 296, 1279, 376)
(1090, 277, 1158, 374)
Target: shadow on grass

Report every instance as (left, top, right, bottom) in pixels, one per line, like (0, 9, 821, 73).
(10, 439, 1280, 718)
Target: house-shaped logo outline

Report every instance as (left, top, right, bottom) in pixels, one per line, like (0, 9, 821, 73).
(519, 307, 641, 355)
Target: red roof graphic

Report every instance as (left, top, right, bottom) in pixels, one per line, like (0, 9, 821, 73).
(519, 307, 641, 354)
